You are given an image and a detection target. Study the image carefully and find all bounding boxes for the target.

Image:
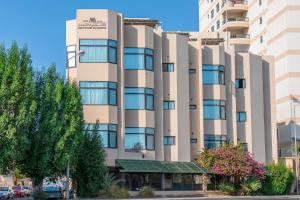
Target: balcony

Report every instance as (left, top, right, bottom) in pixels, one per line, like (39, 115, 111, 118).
(229, 33, 250, 45)
(220, 17, 249, 31)
(221, 0, 248, 14)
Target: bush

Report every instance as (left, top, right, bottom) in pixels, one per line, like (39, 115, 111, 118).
(219, 183, 236, 195)
(138, 186, 155, 198)
(108, 185, 130, 199)
(262, 162, 294, 195)
(32, 189, 48, 200)
(240, 177, 262, 196)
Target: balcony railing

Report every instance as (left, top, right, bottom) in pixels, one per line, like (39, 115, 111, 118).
(230, 33, 250, 39)
(221, 0, 248, 8)
(222, 17, 249, 24)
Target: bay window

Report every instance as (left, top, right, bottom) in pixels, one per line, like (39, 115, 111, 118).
(202, 64, 225, 85)
(80, 82, 117, 105)
(85, 124, 117, 148)
(125, 128, 155, 150)
(125, 88, 154, 110)
(124, 48, 154, 71)
(203, 100, 226, 120)
(204, 134, 227, 149)
(79, 39, 117, 63)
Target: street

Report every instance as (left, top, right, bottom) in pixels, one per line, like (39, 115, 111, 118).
(14, 196, 300, 200)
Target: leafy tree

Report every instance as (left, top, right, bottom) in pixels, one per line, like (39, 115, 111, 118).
(17, 66, 84, 189)
(0, 43, 36, 174)
(262, 162, 294, 195)
(195, 143, 265, 181)
(73, 124, 107, 198)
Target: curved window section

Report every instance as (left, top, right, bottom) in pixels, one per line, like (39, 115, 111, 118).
(203, 100, 226, 120)
(124, 48, 154, 71)
(79, 39, 117, 64)
(125, 88, 154, 110)
(125, 128, 155, 150)
(202, 64, 225, 85)
(204, 134, 227, 149)
(80, 82, 117, 105)
(85, 124, 117, 148)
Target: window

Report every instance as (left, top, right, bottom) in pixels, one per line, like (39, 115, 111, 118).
(80, 82, 117, 105)
(189, 68, 196, 74)
(204, 134, 227, 149)
(216, 20, 220, 29)
(235, 79, 246, 89)
(260, 36, 263, 43)
(202, 64, 225, 85)
(203, 100, 226, 120)
(190, 138, 198, 144)
(216, 3, 220, 12)
(163, 101, 175, 110)
(259, 17, 263, 24)
(190, 105, 197, 109)
(237, 111, 247, 122)
(124, 48, 154, 71)
(164, 136, 175, 145)
(211, 25, 215, 32)
(125, 128, 154, 150)
(125, 88, 154, 110)
(211, 9, 214, 18)
(79, 39, 117, 63)
(85, 124, 117, 148)
(67, 45, 76, 68)
(242, 143, 248, 151)
(163, 63, 174, 72)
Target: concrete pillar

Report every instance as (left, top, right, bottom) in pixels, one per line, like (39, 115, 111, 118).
(161, 174, 166, 191)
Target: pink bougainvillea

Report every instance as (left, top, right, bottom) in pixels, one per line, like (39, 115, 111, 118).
(196, 143, 265, 180)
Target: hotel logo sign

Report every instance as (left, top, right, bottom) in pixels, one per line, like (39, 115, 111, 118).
(78, 17, 107, 30)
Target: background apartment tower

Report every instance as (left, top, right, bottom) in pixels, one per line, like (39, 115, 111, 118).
(199, 0, 300, 156)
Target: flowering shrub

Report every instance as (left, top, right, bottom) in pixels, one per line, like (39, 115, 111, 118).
(196, 143, 265, 180)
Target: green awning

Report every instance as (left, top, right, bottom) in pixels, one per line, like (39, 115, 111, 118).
(115, 159, 211, 174)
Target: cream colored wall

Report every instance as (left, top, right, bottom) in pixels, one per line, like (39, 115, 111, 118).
(188, 32, 204, 158)
(153, 27, 164, 161)
(225, 47, 237, 144)
(262, 55, 278, 163)
(162, 33, 191, 162)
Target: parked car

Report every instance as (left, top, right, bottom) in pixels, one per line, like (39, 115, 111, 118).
(12, 186, 24, 198)
(0, 186, 13, 200)
(43, 185, 62, 200)
(22, 186, 32, 197)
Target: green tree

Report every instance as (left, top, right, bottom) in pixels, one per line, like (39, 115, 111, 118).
(0, 43, 36, 174)
(73, 124, 107, 198)
(17, 66, 84, 190)
(262, 162, 294, 195)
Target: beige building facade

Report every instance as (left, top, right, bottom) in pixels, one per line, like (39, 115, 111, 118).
(199, 0, 300, 156)
(66, 9, 277, 170)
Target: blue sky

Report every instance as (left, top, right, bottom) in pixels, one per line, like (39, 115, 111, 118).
(0, 0, 199, 74)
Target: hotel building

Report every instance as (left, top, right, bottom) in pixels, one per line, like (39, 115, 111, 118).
(199, 0, 300, 156)
(66, 9, 277, 190)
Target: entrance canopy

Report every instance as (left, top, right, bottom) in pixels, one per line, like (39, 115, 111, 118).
(116, 159, 211, 174)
